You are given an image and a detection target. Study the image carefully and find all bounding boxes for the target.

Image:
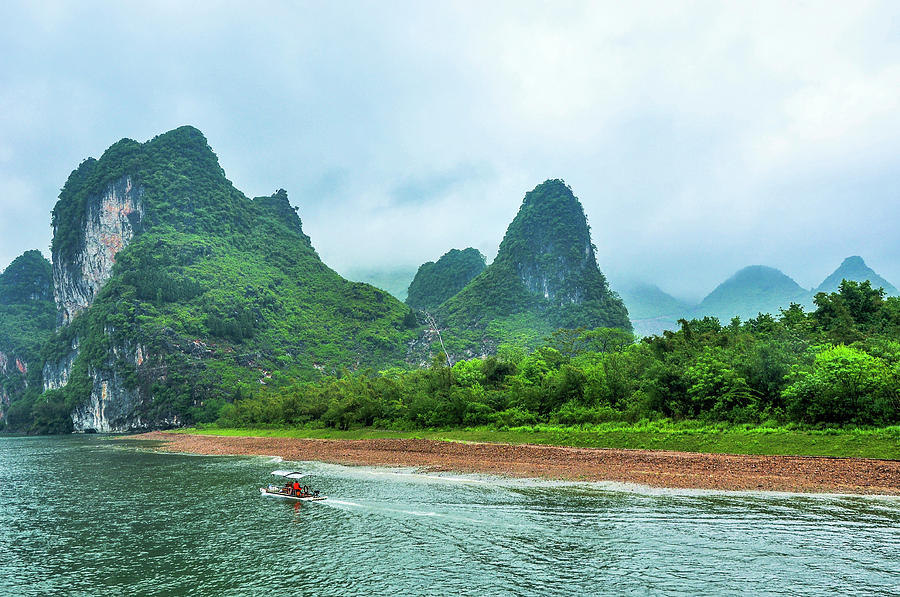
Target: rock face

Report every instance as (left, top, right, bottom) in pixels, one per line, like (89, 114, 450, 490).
(41, 338, 79, 392)
(69, 339, 166, 433)
(43, 174, 146, 431)
(53, 175, 143, 326)
(0, 351, 17, 411)
(499, 179, 600, 305)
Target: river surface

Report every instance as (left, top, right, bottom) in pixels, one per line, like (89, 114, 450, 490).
(1, 436, 898, 596)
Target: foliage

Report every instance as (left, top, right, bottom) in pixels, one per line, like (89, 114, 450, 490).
(0, 251, 56, 428)
(0, 250, 52, 304)
(406, 248, 486, 311)
(219, 280, 900, 432)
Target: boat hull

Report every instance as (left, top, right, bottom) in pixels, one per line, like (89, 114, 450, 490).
(259, 488, 327, 501)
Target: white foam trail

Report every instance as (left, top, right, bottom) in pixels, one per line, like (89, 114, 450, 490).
(325, 499, 362, 507)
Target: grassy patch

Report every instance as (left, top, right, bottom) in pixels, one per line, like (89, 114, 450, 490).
(172, 422, 900, 460)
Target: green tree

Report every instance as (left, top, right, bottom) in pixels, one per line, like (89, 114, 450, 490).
(783, 344, 898, 424)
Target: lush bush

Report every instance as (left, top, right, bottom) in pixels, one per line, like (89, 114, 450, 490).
(218, 280, 900, 431)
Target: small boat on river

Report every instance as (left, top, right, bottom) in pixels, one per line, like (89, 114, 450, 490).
(260, 470, 327, 502)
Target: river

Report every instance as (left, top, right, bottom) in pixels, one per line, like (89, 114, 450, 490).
(1, 435, 898, 596)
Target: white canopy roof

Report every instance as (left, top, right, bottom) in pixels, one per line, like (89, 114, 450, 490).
(271, 470, 306, 479)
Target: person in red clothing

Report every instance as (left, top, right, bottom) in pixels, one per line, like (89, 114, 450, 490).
(292, 480, 301, 496)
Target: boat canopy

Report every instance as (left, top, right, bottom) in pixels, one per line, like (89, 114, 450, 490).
(271, 470, 306, 479)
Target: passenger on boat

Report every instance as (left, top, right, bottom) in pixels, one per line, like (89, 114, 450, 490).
(293, 480, 301, 496)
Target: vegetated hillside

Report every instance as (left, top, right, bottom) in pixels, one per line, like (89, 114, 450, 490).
(223, 280, 900, 432)
(815, 256, 898, 295)
(0, 251, 55, 419)
(341, 267, 417, 302)
(437, 179, 631, 355)
(14, 126, 419, 434)
(616, 281, 691, 337)
(692, 266, 809, 322)
(406, 248, 486, 311)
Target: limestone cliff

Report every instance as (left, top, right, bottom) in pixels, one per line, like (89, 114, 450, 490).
(53, 175, 143, 326)
(0, 350, 28, 413)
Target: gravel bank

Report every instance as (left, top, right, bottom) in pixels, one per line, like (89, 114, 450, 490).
(132, 431, 900, 495)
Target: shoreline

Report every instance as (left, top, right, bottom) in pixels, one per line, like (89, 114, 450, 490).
(130, 431, 900, 495)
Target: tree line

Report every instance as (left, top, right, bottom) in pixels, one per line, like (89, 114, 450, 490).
(219, 280, 900, 429)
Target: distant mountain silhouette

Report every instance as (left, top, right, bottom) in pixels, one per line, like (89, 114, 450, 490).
(694, 265, 808, 322)
(617, 282, 690, 320)
(815, 256, 898, 296)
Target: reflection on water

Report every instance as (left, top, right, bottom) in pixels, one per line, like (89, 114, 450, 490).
(1, 436, 898, 596)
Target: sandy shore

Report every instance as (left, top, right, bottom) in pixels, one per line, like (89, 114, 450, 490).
(131, 431, 900, 495)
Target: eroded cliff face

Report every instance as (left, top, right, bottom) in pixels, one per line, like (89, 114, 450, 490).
(68, 339, 175, 433)
(42, 338, 79, 391)
(45, 174, 155, 432)
(0, 350, 27, 416)
(516, 242, 594, 304)
(53, 175, 144, 326)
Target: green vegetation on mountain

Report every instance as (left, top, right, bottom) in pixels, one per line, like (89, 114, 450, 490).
(0, 251, 55, 413)
(816, 256, 898, 295)
(9, 126, 420, 433)
(5, 126, 899, 443)
(406, 248, 486, 311)
(694, 265, 809, 322)
(0, 250, 53, 305)
(436, 180, 630, 354)
(218, 280, 900, 432)
(0, 250, 55, 361)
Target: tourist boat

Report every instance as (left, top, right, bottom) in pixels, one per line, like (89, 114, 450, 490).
(259, 470, 327, 501)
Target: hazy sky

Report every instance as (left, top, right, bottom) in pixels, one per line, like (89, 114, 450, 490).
(1, 1, 898, 300)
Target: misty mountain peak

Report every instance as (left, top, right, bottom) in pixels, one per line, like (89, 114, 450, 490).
(696, 265, 807, 322)
(816, 256, 898, 295)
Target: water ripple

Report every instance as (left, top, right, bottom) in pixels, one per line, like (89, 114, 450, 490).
(1, 436, 898, 596)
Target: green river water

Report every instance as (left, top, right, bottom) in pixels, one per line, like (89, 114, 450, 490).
(1, 435, 898, 596)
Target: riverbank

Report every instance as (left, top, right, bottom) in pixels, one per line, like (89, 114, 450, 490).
(131, 431, 900, 495)
(166, 423, 900, 459)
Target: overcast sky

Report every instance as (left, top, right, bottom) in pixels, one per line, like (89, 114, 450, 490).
(1, 1, 898, 300)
